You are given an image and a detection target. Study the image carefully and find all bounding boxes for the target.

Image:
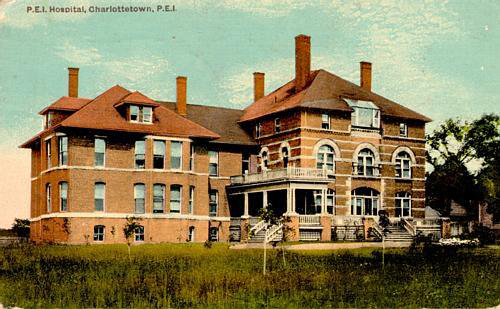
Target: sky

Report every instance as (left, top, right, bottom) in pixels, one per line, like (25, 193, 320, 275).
(0, 0, 499, 228)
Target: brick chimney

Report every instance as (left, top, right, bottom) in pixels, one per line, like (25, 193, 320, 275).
(253, 72, 265, 102)
(68, 67, 79, 97)
(360, 61, 372, 92)
(295, 34, 311, 92)
(176, 76, 187, 116)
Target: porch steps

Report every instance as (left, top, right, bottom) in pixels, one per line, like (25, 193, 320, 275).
(382, 225, 414, 243)
(249, 226, 283, 243)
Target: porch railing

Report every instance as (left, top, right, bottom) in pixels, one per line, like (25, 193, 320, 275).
(351, 163, 381, 177)
(266, 224, 283, 243)
(401, 217, 416, 236)
(230, 167, 328, 185)
(299, 215, 321, 225)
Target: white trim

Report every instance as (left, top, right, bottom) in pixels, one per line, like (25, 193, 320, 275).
(391, 146, 417, 164)
(352, 143, 380, 163)
(145, 135, 192, 142)
(312, 139, 342, 159)
(44, 134, 54, 141)
(30, 212, 231, 222)
(40, 165, 210, 176)
(55, 132, 66, 137)
(384, 135, 426, 142)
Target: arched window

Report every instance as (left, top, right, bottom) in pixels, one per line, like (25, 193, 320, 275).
(351, 188, 379, 216)
(395, 192, 411, 217)
(261, 151, 268, 170)
(316, 145, 335, 172)
(395, 152, 411, 178)
(281, 147, 289, 168)
(357, 148, 375, 176)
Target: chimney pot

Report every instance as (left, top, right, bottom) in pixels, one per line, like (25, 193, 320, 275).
(68, 67, 79, 97)
(360, 61, 372, 92)
(295, 34, 311, 92)
(253, 72, 265, 102)
(176, 76, 187, 116)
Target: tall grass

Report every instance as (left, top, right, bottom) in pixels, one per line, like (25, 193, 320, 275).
(0, 243, 498, 308)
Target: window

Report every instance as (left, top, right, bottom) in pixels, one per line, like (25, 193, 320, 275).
(275, 118, 281, 133)
(316, 145, 335, 172)
(242, 153, 250, 174)
(46, 183, 51, 212)
(135, 140, 145, 169)
(261, 151, 268, 171)
(134, 226, 144, 242)
(189, 144, 195, 171)
(209, 227, 219, 241)
(208, 150, 218, 176)
(322, 113, 330, 129)
(46, 140, 51, 169)
(255, 123, 261, 138)
(93, 225, 105, 242)
(188, 226, 195, 242)
(357, 148, 376, 176)
(170, 185, 181, 213)
(395, 151, 412, 178)
(400, 123, 408, 137)
(130, 105, 153, 123)
(59, 182, 68, 211)
(313, 190, 323, 214)
(95, 138, 105, 167)
(346, 99, 380, 128)
(395, 192, 411, 217)
(326, 189, 335, 214)
(94, 183, 105, 211)
(188, 186, 195, 214)
(209, 190, 218, 216)
(46, 112, 53, 128)
(58, 136, 68, 166)
(134, 184, 145, 214)
(171, 141, 182, 170)
(351, 188, 379, 216)
(153, 140, 165, 169)
(282, 147, 289, 168)
(153, 184, 165, 213)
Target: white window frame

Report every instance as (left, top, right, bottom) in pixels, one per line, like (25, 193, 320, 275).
(93, 225, 105, 242)
(351, 107, 380, 129)
(189, 144, 195, 171)
(351, 188, 379, 216)
(188, 226, 195, 242)
(170, 141, 183, 170)
(326, 189, 335, 215)
(130, 105, 153, 124)
(134, 140, 145, 169)
(209, 190, 218, 217)
(153, 184, 165, 214)
(46, 140, 52, 169)
(357, 149, 376, 176)
(59, 182, 68, 212)
(94, 182, 105, 212)
(134, 183, 146, 214)
(260, 151, 268, 171)
(395, 192, 412, 217)
(395, 152, 412, 178)
(400, 123, 408, 137)
(208, 150, 218, 176)
(275, 118, 281, 133)
(281, 147, 289, 168)
(316, 145, 335, 172)
(58, 136, 68, 166)
(94, 138, 106, 167)
(143, 106, 153, 123)
(170, 185, 182, 213)
(130, 105, 139, 123)
(321, 113, 330, 130)
(46, 112, 53, 128)
(188, 186, 195, 214)
(134, 226, 144, 242)
(46, 183, 51, 212)
(153, 140, 166, 169)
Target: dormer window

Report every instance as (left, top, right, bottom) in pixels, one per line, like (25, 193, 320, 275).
(45, 112, 54, 129)
(346, 99, 380, 129)
(129, 105, 153, 124)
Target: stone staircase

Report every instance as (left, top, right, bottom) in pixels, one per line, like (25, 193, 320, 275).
(383, 225, 414, 243)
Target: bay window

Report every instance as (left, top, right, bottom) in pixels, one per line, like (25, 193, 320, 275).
(171, 141, 182, 170)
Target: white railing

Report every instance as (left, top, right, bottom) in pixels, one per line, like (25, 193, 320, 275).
(250, 220, 267, 236)
(266, 224, 283, 242)
(401, 217, 416, 236)
(352, 164, 381, 177)
(299, 215, 321, 225)
(230, 167, 328, 185)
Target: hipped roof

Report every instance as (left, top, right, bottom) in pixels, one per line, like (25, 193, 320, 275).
(38, 96, 92, 115)
(240, 69, 432, 123)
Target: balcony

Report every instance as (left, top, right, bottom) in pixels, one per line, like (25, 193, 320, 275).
(352, 164, 381, 178)
(230, 167, 330, 185)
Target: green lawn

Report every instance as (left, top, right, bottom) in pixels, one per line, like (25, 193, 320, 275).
(0, 243, 498, 308)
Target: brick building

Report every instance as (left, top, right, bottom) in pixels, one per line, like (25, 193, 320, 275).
(21, 35, 432, 244)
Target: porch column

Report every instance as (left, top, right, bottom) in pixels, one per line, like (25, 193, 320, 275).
(321, 189, 327, 214)
(263, 191, 268, 208)
(291, 188, 296, 213)
(243, 192, 249, 217)
(286, 188, 292, 213)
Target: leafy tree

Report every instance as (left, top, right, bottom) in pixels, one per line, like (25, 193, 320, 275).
(123, 217, 141, 259)
(12, 218, 30, 240)
(478, 159, 500, 222)
(426, 114, 499, 217)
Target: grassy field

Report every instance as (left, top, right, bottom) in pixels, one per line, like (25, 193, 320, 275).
(0, 243, 498, 308)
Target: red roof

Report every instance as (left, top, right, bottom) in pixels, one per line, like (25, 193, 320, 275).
(240, 69, 432, 123)
(38, 96, 92, 115)
(113, 91, 160, 108)
(59, 85, 220, 139)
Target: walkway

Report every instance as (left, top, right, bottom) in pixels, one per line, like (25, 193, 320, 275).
(230, 241, 411, 250)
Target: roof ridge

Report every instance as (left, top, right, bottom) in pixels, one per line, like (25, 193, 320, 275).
(156, 101, 245, 112)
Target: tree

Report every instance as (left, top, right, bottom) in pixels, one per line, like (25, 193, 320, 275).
(478, 159, 500, 222)
(12, 218, 30, 240)
(426, 114, 499, 217)
(123, 217, 141, 260)
(378, 210, 390, 269)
